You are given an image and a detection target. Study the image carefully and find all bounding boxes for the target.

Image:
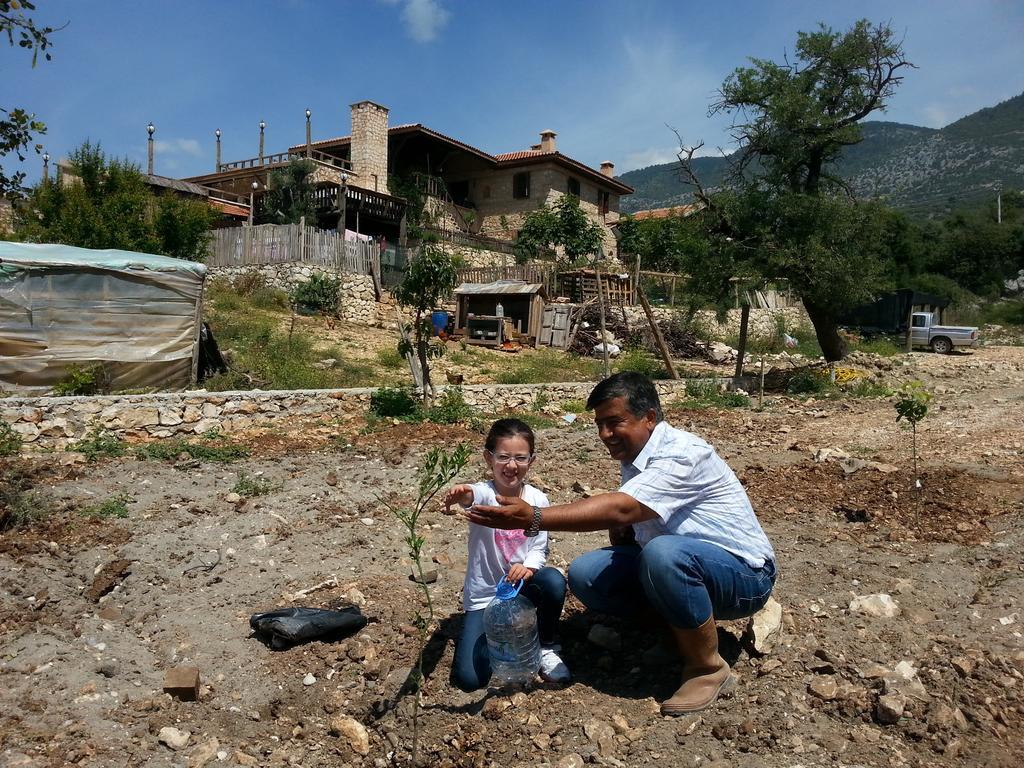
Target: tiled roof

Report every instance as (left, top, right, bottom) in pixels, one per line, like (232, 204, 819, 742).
(495, 150, 633, 195)
(629, 204, 700, 220)
(208, 199, 249, 217)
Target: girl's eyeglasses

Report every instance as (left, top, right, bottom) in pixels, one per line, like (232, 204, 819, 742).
(486, 450, 534, 465)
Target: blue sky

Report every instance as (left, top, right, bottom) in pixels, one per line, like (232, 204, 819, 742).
(6, 0, 1023, 184)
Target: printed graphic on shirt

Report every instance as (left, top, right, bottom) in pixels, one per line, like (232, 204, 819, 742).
(494, 528, 527, 563)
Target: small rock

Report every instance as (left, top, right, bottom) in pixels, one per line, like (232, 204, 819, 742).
(556, 755, 585, 768)
(584, 717, 616, 746)
(187, 738, 220, 768)
(587, 624, 621, 652)
(482, 697, 511, 719)
(325, 471, 338, 487)
(158, 726, 191, 750)
(329, 715, 370, 755)
(951, 656, 975, 678)
(410, 568, 438, 584)
(808, 676, 839, 700)
(746, 597, 783, 653)
(848, 594, 901, 618)
(876, 692, 906, 724)
(225, 492, 242, 505)
(303, 673, 316, 686)
(610, 713, 630, 734)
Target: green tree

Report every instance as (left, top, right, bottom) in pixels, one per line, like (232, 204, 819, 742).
(1, 0, 60, 199)
(16, 141, 214, 260)
(514, 194, 603, 264)
(683, 20, 913, 360)
(391, 243, 460, 400)
(259, 158, 318, 225)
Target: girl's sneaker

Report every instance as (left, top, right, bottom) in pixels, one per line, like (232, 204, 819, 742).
(539, 644, 571, 683)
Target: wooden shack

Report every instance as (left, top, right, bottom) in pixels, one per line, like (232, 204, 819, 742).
(453, 281, 548, 346)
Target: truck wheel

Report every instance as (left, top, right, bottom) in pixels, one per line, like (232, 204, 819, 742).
(931, 337, 952, 354)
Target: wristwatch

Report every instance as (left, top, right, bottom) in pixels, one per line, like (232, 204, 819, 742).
(524, 505, 543, 537)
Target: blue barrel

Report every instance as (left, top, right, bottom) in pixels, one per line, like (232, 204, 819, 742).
(431, 310, 449, 336)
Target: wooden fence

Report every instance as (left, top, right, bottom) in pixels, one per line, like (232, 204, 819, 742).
(455, 263, 560, 296)
(206, 223, 380, 275)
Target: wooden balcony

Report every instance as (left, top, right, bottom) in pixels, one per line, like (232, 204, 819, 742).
(217, 149, 352, 174)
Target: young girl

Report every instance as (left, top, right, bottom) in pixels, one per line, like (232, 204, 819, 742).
(444, 418, 571, 691)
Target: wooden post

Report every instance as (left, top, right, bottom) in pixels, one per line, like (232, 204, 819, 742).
(632, 255, 641, 306)
(299, 216, 306, 262)
(595, 265, 611, 379)
(905, 299, 914, 353)
(734, 302, 750, 381)
(670, 276, 676, 307)
(759, 356, 765, 409)
(637, 283, 679, 379)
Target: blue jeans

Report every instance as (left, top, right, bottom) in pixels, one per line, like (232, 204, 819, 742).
(567, 537, 776, 629)
(451, 566, 566, 692)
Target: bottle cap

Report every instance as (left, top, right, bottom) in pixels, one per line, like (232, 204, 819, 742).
(495, 579, 523, 601)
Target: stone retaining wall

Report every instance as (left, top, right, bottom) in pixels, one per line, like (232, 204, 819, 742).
(207, 264, 379, 325)
(621, 305, 810, 341)
(2, 379, 719, 453)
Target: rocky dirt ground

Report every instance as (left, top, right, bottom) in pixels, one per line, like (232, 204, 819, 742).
(1, 346, 1022, 768)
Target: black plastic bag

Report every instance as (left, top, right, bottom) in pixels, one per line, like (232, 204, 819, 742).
(249, 606, 367, 650)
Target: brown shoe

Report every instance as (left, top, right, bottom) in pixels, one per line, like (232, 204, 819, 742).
(660, 615, 736, 716)
(660, 663, 736, 715)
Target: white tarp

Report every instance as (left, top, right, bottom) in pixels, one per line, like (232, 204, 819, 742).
(0, 241, 206, 393)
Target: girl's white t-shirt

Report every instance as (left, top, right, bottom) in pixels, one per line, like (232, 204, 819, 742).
(462, 481, 550, 611)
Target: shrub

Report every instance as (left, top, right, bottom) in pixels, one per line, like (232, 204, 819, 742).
(0, 467, 46, 531)
(250, 286, 291, 310)
(375, 348, 406, 369)
(786, 367, 833, 395)
(426, 388, 475, 424)
(560, 399, 587, 413)
(683, 379, 751, 408)
(134, 434, 249, 462)
(53, 364, 106, 396)
(0, 421, 21, 457)
(291, 273, 341, 314)
(73, 424, 127, 462)
(615, 349, 667, 379)
(80, 493, 132, 519)
(231, 472, 279, 498)
(370, 387, 421, 419)
(231, 270, 266, 296)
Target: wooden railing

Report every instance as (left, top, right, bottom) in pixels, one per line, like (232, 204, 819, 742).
(217, 150, 353, 173)
(206, 223, 379, 275)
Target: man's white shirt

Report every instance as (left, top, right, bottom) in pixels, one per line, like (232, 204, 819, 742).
(618, 421, 775, 568)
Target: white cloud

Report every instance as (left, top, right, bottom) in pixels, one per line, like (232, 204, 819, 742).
(401, 0, 449, 43)
(153, 138, 203, 158)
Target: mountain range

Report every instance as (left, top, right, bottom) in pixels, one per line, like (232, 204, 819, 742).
(618, 92, 1024, 218)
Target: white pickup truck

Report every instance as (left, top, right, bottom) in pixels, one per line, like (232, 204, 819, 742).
(909, 312, 980, 353)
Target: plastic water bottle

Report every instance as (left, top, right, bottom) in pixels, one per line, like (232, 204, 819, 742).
(483, 580, 539, 685)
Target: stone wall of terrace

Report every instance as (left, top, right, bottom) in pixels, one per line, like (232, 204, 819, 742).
(1, 379, 724, 453)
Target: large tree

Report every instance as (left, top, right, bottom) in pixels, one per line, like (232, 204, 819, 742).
(514, 194, 603, 264)
(259, 158, 318, 225)
(1, 1, 59, 199)
(683, 20, 914, 360)
(16, 141, 214, 260)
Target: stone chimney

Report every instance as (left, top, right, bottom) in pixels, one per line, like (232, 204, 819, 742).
(600, 161, 615, 178)
(539, 129, 557, 152)
(350, 100, 389, 194)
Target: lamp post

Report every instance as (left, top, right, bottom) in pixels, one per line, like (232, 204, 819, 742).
(215, 128, 221, 171)
(147, 122, 155, 176)
(258, 120, 265, 162)
(42, 152, 50, 183)
(249, 180, 259, 226)
(305, 109, 312, 157)
(337, 171, 349, 234)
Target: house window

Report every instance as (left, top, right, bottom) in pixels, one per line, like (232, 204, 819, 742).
(513, 172, 530, 199)
(567, 177, 581, 197)
(598, 190, 610, 215)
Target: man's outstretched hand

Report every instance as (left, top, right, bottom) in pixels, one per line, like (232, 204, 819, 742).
(464, 494, 534, 530)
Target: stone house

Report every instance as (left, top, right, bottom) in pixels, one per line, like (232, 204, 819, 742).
(184, 101, 632, 261)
